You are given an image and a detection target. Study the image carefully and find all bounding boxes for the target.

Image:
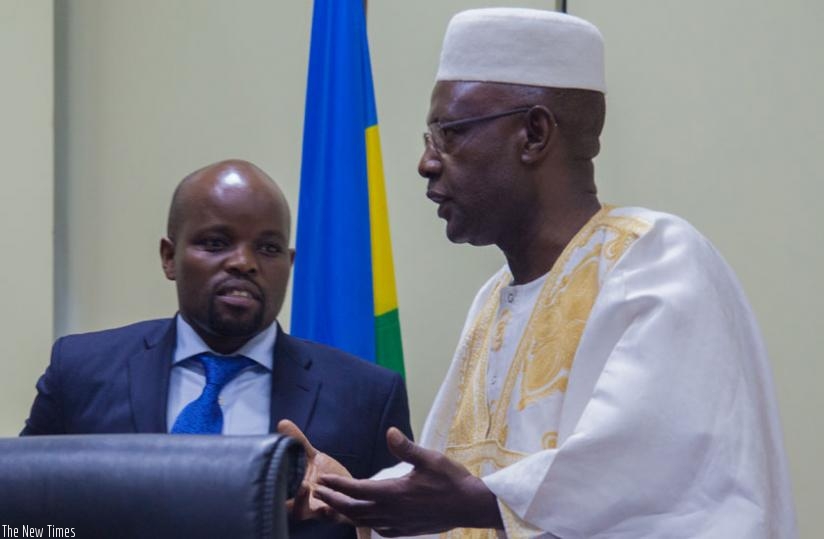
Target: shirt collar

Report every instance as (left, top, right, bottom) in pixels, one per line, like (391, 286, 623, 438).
(173, 314, 276, 370)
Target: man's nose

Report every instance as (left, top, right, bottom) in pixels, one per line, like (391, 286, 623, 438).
(226, 244, 257, 274)
(418, 144, 442, 180)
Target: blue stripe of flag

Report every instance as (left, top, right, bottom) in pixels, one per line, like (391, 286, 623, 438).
(291, 0, 377, 362)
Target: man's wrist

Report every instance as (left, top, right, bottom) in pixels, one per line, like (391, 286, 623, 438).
(459, 475, 504, 529)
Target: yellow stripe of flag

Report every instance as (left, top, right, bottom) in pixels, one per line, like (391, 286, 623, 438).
(366, 125, 399, 317)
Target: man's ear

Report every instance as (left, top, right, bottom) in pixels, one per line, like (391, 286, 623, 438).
(289, 248, 296, 267)
(521, 105, 556, 164)
(160, 237, 176, 281)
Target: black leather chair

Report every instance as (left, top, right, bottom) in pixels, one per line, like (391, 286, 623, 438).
(0, 434, 305, 538)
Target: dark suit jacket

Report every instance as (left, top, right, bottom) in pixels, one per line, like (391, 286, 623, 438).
(22, 318, 413, 539)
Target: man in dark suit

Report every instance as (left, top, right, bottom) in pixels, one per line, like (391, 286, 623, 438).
(21, 159, 413, 538)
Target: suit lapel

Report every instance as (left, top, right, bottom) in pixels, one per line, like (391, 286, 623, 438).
(268, 327, 321, 433)
(128, 319, 176, 433)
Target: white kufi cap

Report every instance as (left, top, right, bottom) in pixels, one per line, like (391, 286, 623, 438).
(436, 8, 606, 93)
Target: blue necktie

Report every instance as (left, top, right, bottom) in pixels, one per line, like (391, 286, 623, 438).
(171, 353, 255, 434)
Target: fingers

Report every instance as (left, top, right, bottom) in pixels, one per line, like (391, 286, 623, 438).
(287, 480, 311, 520)
(314, 483, 377, 523)
(315, 474, 401, 508)
(289, 479, 341, 521)
(386, 427, 430, 468)
(277, 419, 317, 458)
(318, 474, 385, 501)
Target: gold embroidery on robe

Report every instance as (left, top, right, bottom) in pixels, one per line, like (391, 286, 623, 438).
(491, 308, 511, 352)
(446, 279, 502, 455)
(542, 431, 559, 450)
(442, 206, 651, 538)
(440, 529, 497, 539)
(518, 247, 600, 410)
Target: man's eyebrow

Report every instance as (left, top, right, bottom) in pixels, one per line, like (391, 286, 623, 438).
(258, 230, 289, 241)
(192, 224, 232, 235)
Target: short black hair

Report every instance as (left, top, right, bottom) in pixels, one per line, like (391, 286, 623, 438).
(507, 84, 606, 160)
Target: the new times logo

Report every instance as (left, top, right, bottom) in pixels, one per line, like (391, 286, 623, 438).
(1, 525, 75, 538)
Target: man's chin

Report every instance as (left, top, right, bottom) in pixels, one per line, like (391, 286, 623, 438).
(444, 221, 468, 244)
(445, 223, 488, 246)
(209, 315, 263, 340)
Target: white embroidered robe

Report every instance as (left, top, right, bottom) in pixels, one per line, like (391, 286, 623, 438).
(370, 206, 796, 539)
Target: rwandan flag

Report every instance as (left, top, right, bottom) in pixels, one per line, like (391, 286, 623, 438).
(291, 0, 404, 376)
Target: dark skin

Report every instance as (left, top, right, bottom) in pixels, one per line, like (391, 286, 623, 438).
(286, 81, 606, 535)
(422, 81, 603, 284)
(160, 159, 295, 354)
(316, 428, 501, 535)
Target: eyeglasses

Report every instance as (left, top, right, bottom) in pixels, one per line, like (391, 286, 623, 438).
(423, 106, 534, 154)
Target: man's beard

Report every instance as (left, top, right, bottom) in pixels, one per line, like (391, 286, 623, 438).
(208, 301, 264, 338)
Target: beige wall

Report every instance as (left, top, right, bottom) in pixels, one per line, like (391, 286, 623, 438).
(0, 1, 53, 437)
(4, 0, 821, 535)
(53, 0, 313, 336)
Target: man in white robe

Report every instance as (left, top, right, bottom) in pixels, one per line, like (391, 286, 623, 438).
(288, 7, 797, 538)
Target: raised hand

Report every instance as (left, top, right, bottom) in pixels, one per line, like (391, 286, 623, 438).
(314, 427, 503, 536)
